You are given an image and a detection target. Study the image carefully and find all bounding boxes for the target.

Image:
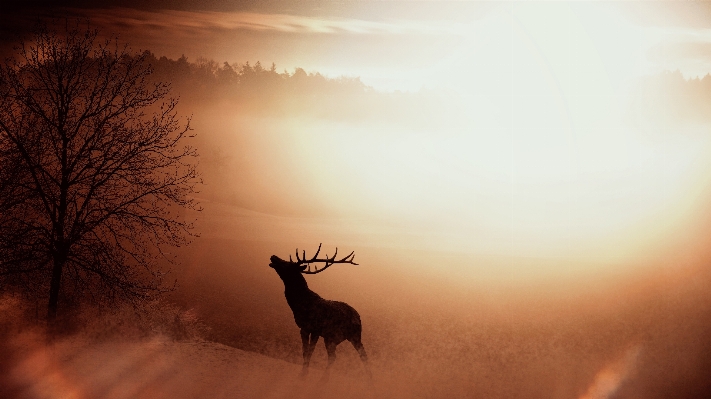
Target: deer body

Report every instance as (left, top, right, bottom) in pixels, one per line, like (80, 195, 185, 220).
(285, 282, 361, 342)
(269, 246, 370, 381)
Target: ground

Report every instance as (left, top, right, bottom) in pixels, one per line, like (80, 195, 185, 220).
(2, 333, 375, 399)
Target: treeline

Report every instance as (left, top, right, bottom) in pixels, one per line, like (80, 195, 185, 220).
(138, 53, 711, 129)
(144, 52, 370, 99)
(143, 52, 375, 119)
(138, 51, 454, 127)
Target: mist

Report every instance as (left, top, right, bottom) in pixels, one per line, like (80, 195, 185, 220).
(3, 2, 711, 398)
(157, 55, 711, 398)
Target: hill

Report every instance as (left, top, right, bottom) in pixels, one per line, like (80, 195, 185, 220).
(2, 332, 375, 399)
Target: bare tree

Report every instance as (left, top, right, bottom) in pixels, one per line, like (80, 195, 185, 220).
(0, 22, 200, 322)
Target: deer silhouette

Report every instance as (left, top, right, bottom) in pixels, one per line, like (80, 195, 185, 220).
(269, 244, 371, 381)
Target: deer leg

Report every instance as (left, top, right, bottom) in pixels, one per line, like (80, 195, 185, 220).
(320, 339, 337, 383)
(349, 337, 373, 380)
(299, 329, 312, 377)
(300, 331, 320, 377)
(309, 333, 320, 354)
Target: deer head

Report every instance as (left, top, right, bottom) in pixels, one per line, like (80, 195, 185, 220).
(269, 243, 358, 276)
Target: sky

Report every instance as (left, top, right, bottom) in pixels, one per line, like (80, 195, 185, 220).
(5, 1, 711, 90)
(6, 2, 705, 258)
(4, 1, 711, 267)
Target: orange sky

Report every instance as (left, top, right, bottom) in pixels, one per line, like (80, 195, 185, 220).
(113, 1, 711, 274)
(6, 1, 711, 276)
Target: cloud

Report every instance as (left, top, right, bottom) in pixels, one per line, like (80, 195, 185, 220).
(80, 7, 466, 36)
(617, 2, 711, 29)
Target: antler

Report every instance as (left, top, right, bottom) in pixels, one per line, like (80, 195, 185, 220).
(292, 243, 358, 274)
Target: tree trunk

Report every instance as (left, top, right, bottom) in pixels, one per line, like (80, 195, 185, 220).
(47, 253, 65, 322)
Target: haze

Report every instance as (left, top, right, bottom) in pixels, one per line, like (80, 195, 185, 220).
(2, 1, 711, 398)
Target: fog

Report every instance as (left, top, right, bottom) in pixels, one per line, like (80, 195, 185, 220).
(4, 62, 711, 399)
(6, 227, 708, 398)
(166, 215, 711, 398)
(3, 3, 711, 397)
(146, 65, 711, 397)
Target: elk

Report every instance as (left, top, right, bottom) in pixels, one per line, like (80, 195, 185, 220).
(269, 244, 371, 381)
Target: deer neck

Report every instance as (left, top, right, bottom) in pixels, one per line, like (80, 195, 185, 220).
(283, 274, 321, 320)
(281, 272, 309, 294)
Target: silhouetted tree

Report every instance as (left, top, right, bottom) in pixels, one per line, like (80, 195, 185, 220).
(216, 62, 238, 84)
(0, 23, 200, 322)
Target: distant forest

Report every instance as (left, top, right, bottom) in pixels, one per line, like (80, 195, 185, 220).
(146, 53, 369, 100)
(139, 51, 711, 127)
(139, 51, 460, 128)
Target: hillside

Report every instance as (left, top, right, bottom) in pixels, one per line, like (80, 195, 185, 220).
(2, 333, 375, 399)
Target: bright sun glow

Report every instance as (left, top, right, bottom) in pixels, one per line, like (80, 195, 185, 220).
(263, 3, 711, 263)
